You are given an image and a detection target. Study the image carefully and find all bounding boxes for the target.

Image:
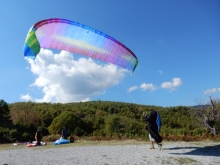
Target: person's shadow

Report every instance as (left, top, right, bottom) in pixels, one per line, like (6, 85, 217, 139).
(163, 144, 220, 157)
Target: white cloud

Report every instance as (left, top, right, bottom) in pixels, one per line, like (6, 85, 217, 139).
(161, 78, 183, 91)
(204, 87, 220, 95)
(22, 49, 126, 103)
(140, 83, 157, 91)
(20, 94, 33, 101)
(127, 86, 139, 92)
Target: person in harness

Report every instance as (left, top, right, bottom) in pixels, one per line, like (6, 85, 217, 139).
(143, 110, 163, 149)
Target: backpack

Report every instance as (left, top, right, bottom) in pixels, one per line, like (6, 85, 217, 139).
(156, 112, 162, 132)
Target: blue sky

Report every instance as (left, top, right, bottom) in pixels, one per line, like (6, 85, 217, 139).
(0, 0, 220, 107)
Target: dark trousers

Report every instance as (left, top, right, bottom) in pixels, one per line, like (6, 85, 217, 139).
(37, 139, 41, 146)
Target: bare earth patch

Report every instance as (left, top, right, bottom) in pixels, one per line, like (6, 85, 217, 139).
(0, 140, 220, 165)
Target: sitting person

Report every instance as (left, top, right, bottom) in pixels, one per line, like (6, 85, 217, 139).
(62, 127, 67, 139)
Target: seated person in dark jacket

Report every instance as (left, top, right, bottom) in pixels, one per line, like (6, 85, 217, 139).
(62, 127, 67, 139)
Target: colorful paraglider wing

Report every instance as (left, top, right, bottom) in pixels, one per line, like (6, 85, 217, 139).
(24, 18, 138, 72)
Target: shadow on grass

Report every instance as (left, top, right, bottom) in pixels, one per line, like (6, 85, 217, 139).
(164, 144, 220, 157)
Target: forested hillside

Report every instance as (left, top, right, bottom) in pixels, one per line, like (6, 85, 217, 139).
(0, 100, 220, 143)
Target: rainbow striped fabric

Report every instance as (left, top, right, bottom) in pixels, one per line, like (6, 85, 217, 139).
(24, 18, 138, 72)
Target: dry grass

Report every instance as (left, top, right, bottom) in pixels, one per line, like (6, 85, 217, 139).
(0, 139, 146, 150)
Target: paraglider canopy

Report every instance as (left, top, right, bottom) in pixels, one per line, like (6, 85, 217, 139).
(24, 18, 138, 72)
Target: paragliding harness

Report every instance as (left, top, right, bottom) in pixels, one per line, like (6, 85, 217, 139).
(143, 110, 163, 143)
(156, 111, 162, 132)
(144, 111, 162, 132)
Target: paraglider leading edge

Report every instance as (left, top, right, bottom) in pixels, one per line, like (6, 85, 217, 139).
(23, 18, 138, 73)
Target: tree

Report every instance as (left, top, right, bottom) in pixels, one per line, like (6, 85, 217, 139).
(193, 96, 220, 135)
(0, 99, 13, 143)
(48, 111, 87, 136)
(0, 99, 12, 127)
(10, 101, 41, 126)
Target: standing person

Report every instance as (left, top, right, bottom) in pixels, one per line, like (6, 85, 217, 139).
(144, 110, 163, 150)
(35, 127, 42, 146)
(62, 127, 67, 139)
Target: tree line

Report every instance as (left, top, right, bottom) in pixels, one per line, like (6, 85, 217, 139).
(0, 99, 219, 143)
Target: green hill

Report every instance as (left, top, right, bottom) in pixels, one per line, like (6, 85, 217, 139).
(0, 100, 219, 143)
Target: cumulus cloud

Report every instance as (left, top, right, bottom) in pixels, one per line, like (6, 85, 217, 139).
(22, 49, 126, 103)
(204, 87, 220, 95)
(128, 83, 157, 93)
(161, 78, 183, 91)
(20, 94, 33, 101)
(140, 83, 157, 91)
(127, 86, 139, 92)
